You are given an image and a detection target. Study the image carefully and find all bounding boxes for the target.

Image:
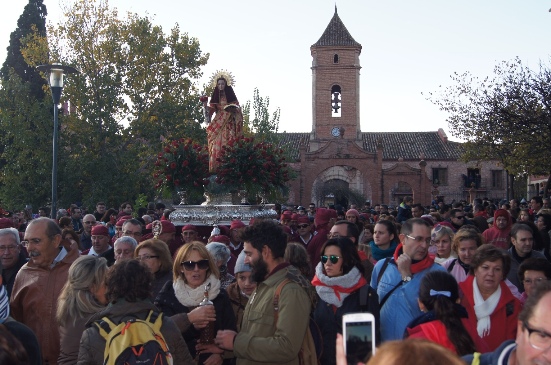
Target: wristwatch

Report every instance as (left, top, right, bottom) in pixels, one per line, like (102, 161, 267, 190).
(402, 275, 412, 283)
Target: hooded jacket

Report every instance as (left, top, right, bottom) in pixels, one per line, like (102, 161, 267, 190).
(482, 210, 512, 250)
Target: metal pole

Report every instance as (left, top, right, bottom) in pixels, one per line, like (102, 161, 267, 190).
(51, 86, 62, 219)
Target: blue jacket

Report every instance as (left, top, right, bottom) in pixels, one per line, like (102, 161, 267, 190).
(370, 258, 445, 341)
(462, 340, 515, 365)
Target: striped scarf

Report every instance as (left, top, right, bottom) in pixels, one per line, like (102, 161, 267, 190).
(0, 285, 10, 323)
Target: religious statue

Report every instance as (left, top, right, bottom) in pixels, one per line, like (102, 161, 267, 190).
(202, 71, 244, 172)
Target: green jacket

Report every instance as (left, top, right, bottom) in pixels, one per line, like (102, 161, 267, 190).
(234, 265, 311, 365)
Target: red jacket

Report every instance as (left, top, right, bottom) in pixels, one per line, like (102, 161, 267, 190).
(407, 318, 489, 354)
(459, 275, 521, 351)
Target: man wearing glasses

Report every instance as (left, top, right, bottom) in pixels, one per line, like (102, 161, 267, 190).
(296, 216, 314, 246)
(10, 217, 79, 365)
(370, 218, 445, 341)
(0, 227, 26, 298)
(463, 281, 551, 365)
(80, 214, 96, 250)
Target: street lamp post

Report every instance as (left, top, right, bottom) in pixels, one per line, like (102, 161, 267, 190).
(36, 63, 79, 219)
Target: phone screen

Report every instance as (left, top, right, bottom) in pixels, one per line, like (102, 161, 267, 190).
(345, 320, 374, 364)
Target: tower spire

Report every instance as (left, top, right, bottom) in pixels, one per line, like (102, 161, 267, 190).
(335, 3, 337, 14)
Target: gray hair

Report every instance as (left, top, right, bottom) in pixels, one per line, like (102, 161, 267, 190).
(206, 242, 231, 265)
(0, 228, 20, 246)
(114, 236, 138, 250)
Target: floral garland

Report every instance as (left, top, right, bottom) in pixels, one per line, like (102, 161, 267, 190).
(153, 138, 210, 194)
(214, 136, 291, 197)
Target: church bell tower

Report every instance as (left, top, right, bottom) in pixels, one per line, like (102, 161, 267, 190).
(310, 6, 362, 142)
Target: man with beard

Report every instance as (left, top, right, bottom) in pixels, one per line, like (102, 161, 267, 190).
(10, 217, 79, 365)
(215, 220, 312, 365)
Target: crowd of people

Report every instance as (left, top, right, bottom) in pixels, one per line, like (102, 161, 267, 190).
(1, 195, 551, 365)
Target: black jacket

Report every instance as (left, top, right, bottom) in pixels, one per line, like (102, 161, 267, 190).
(313, 284, 380, 365)
(155, 281, 236, 364)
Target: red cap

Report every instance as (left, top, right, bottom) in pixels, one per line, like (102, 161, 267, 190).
(160, 220, 175, 233)
(91, 225, 109, 236)
(297, 216, 310, 224)
(211, 235, 230, 245)
(281, 211, 292, 220)
(291, 214, 299, 221)
(230, 220, 246, 230)
(182, 224, 197, 232)
(0, 218, 12, 229)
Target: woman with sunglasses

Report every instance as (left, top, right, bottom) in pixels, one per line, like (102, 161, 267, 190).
(311, 237, 380, 365)
(155, 242, 236, 365)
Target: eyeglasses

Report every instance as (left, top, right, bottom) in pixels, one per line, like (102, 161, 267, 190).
(454, 216, 465, 219)
(181, 259, 209, 271)
(83, 221, 96, 225)
(524, 278, 548, 285)
(21, 238, 50, 248)
(137, 254, 159, 261)
(321, 255, 340, 264)
(327, 233, 351, 239)
(0, 245, 18, 252)
(298, 224, 310, 229)
(182, 231, 196, 237)
(523, 322, 551, 350)
(406, 235, 432, 245)
(123, 231, 142, 237)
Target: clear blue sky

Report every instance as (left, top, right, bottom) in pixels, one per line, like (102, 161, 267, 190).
(2, 0, 550, 141)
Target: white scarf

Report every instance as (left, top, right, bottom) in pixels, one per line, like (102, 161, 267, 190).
(473, 280, 501, 338)
(314, 262, 363, 307)
(173, 274, 221, 307)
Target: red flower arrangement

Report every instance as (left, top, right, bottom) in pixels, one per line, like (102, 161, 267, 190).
(153, 138, 210, 195)
(214, 136, 291, 197)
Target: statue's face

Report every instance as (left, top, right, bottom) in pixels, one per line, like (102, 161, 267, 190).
(217, 79, 226, 91)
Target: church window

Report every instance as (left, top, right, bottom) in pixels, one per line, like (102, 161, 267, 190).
(333, 54, 339, 63)
(432, 168, 448, 186)
(331, 85, 341, 117)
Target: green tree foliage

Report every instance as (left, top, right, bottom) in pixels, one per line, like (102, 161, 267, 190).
(242, 88, 281, 144)
(1, 0, 48, 100)
(427, 57, 551, 177)
(0, 70, 53, 209)
(44, 0, 209, 208)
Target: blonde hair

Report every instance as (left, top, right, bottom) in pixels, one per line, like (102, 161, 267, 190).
(56, 256, 108, 327)
(367, 339, 466, 365)
(172, 241, 219, 282)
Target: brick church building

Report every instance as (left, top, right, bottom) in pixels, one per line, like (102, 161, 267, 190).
(279, 8, 507, 207)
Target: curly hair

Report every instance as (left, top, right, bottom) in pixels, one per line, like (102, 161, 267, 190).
(469, 244, 511, 278)
(105, 259, 153, 302)
(240, 220, 287, 259)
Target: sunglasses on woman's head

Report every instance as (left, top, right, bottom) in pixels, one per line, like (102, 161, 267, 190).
(181, 259, 209, 271)
(321, 255, 340, 264)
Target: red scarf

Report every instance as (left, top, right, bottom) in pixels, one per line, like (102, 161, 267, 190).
(311, 275, 367, 300)
(393, 243, 434, 273)
(358, 250, 368, 261)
